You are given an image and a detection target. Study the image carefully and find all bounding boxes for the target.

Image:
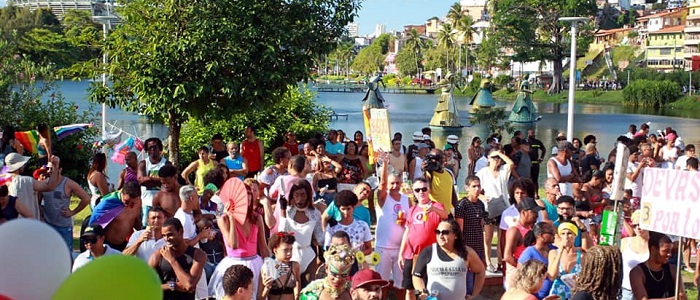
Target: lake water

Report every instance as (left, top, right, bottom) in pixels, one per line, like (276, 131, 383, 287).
(54, 80, 700, 187)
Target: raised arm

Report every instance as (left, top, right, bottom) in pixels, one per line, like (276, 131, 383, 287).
(180, 161, 198, 185)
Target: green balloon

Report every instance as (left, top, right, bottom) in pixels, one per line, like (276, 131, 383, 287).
(53, 255, 162, 300)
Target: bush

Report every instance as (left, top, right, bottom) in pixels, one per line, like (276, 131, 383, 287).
(493, 74, 512, 89)
(0, 53, 97, 185)
(622, 79, 683, 108)
(179, 86, 330, 165)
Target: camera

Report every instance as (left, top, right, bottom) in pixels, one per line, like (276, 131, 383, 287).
(424, 153, 442, 172)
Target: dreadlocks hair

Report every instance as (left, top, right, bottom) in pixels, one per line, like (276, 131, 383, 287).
(572, 245, 622, 300)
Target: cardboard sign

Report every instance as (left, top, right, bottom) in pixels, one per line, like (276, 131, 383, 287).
(639, 168, 700, 239)
(369, 108, 391, 152)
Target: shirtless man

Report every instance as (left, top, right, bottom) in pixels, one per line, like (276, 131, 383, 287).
(104, 181, 142, 251)
(153, 164, 181, 218)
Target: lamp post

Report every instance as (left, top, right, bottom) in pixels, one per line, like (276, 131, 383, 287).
(559, 17, 587, 142)
(93, 11, 119, 138)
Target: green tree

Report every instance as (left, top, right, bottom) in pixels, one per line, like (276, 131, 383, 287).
(490, 0, 596, 94)
(180, 87, 329, 163)
(90, 0, 359, 167)
(18, 27, 71, 67)
(395, 46, 419, 76)
(0, 40, 96, 184)
(437, 23, 455, 71)
(352, 45, 384, 75)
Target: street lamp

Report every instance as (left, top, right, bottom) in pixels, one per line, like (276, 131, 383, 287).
(93, 13, 119, 138)
(559, 17, 588, 142)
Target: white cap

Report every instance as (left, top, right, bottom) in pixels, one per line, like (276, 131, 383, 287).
(423, 134, 431, 140)
(446, 135, 459, 144)
(412, 131, 423, 140)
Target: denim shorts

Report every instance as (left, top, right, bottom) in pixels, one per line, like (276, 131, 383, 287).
(49, 224, 73, 253)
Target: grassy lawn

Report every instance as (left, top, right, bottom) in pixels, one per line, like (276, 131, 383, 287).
(70, 197, 92, 252)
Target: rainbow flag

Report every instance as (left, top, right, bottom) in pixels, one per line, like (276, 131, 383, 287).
(14, 130, 39, 154)
(53, 123, 93, 141)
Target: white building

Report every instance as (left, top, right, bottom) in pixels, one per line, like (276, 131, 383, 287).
(375, 23, 386, 37)
(608, 0, 631, 10)
(668, 0, 683, 9)
(347, 22, 359, 37)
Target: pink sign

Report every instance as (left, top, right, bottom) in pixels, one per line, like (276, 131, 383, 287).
(640, 168, 700, 239)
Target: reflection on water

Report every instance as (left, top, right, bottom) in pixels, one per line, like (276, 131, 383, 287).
(52, 80, 700, 185)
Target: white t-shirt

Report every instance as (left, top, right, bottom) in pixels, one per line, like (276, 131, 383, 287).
(625, 162, 644, 198)
(476, 165, 511, 217)
(72, 245, 121, 272)
(174, 208, 197, 240)
(660, 146, 678, 169)
(126, 229, 167, 261)
(324, 219, 373, 250)
(676, 155, 692, 170)
(374, 193, 410, 249)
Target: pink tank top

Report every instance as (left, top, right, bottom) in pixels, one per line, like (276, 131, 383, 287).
(514, 223, 531, 260)
(225, 223, 259, 258)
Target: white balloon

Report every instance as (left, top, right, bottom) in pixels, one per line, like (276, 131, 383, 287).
(0, 219, 71, 299)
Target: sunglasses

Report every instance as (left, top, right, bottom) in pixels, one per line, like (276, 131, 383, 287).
(632, 224, 641, 229)
(434, 229, 452, 236)
(81, 236, 98, 244)
(413, 187, 428, 193)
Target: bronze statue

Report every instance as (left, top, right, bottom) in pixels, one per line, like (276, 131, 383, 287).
(362, 74, 386, 109)
(429, 73, 464, 128)
(508, 79, 538, 124)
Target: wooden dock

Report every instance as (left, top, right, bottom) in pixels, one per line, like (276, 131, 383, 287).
(315, 86, 437, 94)
(329, 110, 348, 121)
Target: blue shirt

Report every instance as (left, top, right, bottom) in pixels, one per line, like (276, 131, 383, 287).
(518, 245, 556, 299)
(223, 156, 244, 180)
(325, 141, 345, 155)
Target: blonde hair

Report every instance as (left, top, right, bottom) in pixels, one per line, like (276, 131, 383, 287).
(512, 260, 547, 293)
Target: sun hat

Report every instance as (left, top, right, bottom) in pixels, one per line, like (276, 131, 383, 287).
(4, 153, 30, 173)
(446, 135, 459, 144)
(412, 131, 423, 141)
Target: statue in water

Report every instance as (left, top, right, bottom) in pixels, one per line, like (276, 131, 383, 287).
(469, 77, 496, 110)
(362, 74, 386, 109)
(508, 80, 538, 124)
(429, 73, 464, 128)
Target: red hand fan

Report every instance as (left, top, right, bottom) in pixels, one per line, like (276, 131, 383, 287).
(219, 177, 250, 224)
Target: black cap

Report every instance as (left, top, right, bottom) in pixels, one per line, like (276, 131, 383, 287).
(82, 224, 105, 238)
(517, 197, 542, 213)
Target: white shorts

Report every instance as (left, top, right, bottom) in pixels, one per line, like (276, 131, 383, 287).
(375, 246, 402, 289)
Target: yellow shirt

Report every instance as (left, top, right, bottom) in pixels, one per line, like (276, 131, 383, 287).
(425, 170, 454, 213)
(195, 159, 216, 195)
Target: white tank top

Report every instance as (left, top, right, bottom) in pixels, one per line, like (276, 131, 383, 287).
(621, 239, 650, 290)
(547, 157, 573, 196)
(426, 244, 467, 299)
(141, 157, 167, 206)
(374, 193, 410, 249)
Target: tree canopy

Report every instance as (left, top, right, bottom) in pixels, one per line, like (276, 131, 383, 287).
(90, 0, 360, 166)
(490, 0, 596, 93)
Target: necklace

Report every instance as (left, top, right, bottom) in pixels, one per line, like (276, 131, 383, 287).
(322, 277, 348, 299)
(645, 262, 664, 282)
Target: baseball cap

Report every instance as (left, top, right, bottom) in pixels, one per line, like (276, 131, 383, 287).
(443, 144, 454, 151)
(557, 141, 576, 151)
(412, 131, 424, 141)
(352, 269, 389, 290)
(82, 224, 105, 238)
(417, 143, 430, 150)
(517, 197, 542, 213)
(423, 134, 431, 141)
(446, 135, 459, 144)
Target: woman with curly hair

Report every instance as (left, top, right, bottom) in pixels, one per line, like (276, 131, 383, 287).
(501, 260, 553, 300)
(570, 245, 623, 300)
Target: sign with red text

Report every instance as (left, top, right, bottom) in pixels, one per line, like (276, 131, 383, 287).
(369, 108, 391, 152)
(639, 168, 700, 239)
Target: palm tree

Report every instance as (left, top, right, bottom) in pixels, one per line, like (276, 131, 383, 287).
(454, 15, 474, 71)
(446, 2, 463, 25)
(437, 23, 455, 71)
(405, 29, 425, 76)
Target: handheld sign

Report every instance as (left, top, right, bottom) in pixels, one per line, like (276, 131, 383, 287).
(610, 143, 629, 201)
(640, 168, 700, 240)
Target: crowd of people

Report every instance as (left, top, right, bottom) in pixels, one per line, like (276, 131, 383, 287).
(0, 123, 698, 300)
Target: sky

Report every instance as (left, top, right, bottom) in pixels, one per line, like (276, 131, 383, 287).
(0, 0, 458, 35)
(354, 0, 459, 36)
